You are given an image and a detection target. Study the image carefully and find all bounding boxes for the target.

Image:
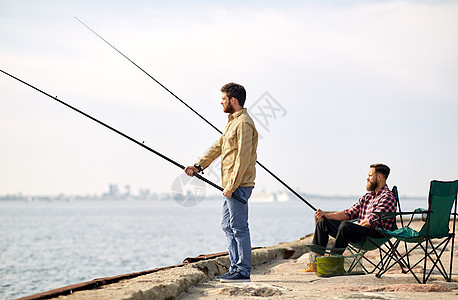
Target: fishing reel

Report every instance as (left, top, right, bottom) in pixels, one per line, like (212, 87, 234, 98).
(194, 163, 204, 174)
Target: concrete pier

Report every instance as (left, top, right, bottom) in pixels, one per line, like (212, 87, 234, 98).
(20, 235, 311, 300)
(20, 220, 458, 299)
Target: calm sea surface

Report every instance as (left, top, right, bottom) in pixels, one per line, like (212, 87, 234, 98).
(0, 197, 424, 299)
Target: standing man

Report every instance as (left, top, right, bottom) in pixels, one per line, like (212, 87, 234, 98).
(306, 163, 396, 271)
(185, 82, 258, 283)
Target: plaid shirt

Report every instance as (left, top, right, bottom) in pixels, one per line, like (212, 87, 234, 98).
(344, 185, 397, 230)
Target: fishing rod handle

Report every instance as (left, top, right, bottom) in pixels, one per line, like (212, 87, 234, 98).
(193, 173, 247, 204)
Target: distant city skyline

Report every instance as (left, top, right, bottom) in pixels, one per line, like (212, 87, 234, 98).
(0, 182, 426, 202)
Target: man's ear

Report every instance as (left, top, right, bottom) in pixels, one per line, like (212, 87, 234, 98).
(231, 97, 239, 106)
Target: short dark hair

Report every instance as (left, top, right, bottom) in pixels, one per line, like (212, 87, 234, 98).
(370, 163, 390, 180)
(221, 82, 246, 107)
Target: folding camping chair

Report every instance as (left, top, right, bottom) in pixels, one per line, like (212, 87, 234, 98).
(347, 186, 406, 274)
(375, 180, 458, 283)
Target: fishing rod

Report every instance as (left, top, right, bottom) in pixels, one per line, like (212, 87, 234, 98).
(0, 69, 246, 204)
(75, 17, 317, 212)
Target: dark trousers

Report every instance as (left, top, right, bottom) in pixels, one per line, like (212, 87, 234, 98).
(312, 219, 383, 255)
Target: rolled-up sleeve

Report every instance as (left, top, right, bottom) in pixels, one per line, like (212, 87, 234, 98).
(344, 199, 362, 220)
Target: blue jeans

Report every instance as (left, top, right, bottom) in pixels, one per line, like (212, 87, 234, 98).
(221, 186, 253, 277)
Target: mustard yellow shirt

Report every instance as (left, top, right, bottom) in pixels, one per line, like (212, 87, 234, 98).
(197, 108, 258, 193)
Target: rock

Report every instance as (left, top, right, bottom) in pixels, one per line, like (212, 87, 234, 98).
(211, 283, 284, 297)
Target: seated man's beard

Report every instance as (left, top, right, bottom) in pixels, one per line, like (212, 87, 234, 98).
(366, 179, 378, 192)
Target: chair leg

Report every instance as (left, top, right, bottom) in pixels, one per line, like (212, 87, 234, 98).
(449, 233, 455, 282)
(347, 242, 383, 274)
(423, 237, 453, 283)
(347, 253, 366, 274)
(446, 232, 455, 282)
(386, 239, 408, 273)
(401, 240, 409, 273)
(376, 239, 398, 278)
(377, 240, 423, 284)
(423, 238, 428, 284)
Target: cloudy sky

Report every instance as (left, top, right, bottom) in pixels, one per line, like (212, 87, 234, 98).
(1, 0, 457, 199)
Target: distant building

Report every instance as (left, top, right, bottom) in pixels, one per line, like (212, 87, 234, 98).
(123, 185, 131, 197)
(108, 184, 120, 198)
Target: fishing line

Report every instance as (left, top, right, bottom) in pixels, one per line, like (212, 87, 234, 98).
(75, 17, 318, 212)
(0, 69, 246, 204)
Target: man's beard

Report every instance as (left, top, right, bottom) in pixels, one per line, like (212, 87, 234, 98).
(223, 102, 235, 114)
(366, 178, 378, 192)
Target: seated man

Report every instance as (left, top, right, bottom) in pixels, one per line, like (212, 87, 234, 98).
(307, 163, 396, 271)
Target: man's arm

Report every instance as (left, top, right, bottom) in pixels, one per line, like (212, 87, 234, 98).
(197, 136, 223, 169)
(315, 209, 349, 221)
(184, 137, 222, 177)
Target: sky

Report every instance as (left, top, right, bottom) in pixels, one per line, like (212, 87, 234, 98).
(1, 0, 457, 199)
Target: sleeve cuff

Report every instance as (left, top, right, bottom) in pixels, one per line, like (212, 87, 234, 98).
(197, 160, 210, 169)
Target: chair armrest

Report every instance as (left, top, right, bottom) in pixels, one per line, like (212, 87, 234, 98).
(374, 214, 397, 221)
(373, 210, 431, 216)
(372, 213, 397, 230)
(373, 211, 398, 216)
(374, 210, 432, 228)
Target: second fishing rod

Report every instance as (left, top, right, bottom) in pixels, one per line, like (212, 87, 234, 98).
(76, 17, 318, 212)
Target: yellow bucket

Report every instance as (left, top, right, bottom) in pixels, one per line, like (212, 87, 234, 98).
(315, 256, 345, 277)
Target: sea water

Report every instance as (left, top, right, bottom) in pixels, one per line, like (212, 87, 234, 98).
(0, 197, 425, 299)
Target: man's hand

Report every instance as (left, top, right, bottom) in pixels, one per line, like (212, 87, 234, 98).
(315, 209, 326, 220)
(223, 188, 233, 198)
(184, 166, 198, 176)
(358, 218, 371, 227)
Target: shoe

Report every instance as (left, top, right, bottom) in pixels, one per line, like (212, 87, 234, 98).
(216, 271, 234, 280)
(220, 272, 250, 283)
(302, 262, 317, 273)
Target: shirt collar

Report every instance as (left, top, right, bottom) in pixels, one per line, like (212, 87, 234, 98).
(371, 184, 389, 196)
(228, 108, 247, 121)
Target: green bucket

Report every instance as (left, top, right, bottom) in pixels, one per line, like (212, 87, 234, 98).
(315, 256, 345, 277)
